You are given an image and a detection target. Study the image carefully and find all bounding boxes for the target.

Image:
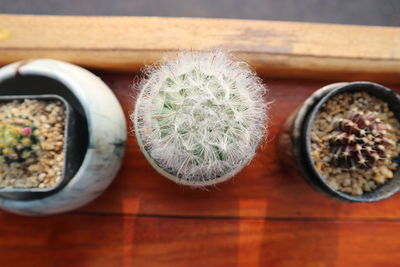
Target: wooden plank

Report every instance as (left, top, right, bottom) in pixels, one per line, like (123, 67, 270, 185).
(1, 212, 400, 267)
(0, 15, 400, 81)
(68, 73, 400, 220)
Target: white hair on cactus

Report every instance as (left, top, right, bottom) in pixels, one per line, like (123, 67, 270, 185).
(133, 51, 268, 186)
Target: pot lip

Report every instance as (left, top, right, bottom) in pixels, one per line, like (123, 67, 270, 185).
(303, 81, 400, 202)
(0, 94, 71, 194)
(133, 86, 249, 187)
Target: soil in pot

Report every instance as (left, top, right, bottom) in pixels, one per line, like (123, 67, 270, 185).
(0, 98, 66, 189)
(311, 91, 400, 196)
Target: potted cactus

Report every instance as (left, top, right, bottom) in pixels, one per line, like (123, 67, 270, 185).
(0, 59, 126, 215)
(133, 51, 269, 187)
(279, 82, 400, 202)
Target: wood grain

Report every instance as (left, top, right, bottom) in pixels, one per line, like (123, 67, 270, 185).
(1, 212, 400, 267)
(0, 15, 400, 81)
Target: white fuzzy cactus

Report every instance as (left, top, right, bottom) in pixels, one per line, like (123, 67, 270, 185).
(133, 51, 268, 186)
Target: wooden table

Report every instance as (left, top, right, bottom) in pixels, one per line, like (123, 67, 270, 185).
(0, 15, 400, 266)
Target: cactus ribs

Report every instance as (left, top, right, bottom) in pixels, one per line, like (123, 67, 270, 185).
(329, 110, 395, 169)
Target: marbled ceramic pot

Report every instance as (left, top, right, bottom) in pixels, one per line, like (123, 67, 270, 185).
(278, 82, 400, 202)
(0, 59, 127, 215)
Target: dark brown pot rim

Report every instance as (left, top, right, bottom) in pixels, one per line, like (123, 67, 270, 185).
(302, 81, 400, 202)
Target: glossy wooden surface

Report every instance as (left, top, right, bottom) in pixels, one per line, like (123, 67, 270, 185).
(1, 72, 400, 266)
(2, 213, 400, 267)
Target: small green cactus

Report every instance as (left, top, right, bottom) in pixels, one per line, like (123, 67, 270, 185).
(329, 110, 395, 169)
(0, 115, 40, 164)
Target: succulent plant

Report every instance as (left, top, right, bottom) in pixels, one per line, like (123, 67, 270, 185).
(329, 110, 394, 169)
(0, 114, 40, 164)
(133, 51, 268, 185)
